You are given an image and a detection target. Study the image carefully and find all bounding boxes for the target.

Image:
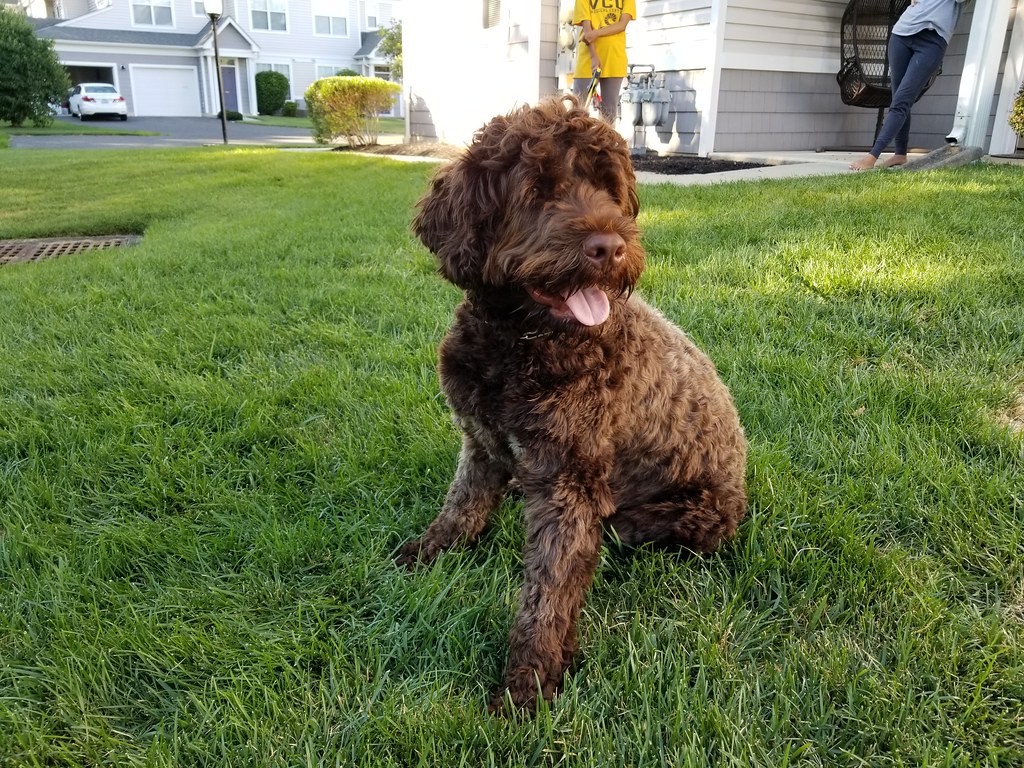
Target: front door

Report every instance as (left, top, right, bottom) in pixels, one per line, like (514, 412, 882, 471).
(221, 65, 238, 112)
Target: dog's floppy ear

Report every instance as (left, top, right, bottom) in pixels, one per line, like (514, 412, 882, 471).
(412, 158, 493, 290)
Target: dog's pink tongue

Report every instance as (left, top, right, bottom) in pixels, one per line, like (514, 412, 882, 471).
(563, 287, 610, 326)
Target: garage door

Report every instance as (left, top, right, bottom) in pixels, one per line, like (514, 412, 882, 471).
(131, 66, 201, 116)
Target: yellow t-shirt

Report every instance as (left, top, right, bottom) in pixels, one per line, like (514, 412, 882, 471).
(573, 0, 636, 79)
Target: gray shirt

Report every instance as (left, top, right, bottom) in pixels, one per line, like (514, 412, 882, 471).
(892, 0, 968, 44)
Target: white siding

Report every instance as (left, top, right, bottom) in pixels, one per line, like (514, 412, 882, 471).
(48, 0, 402, 116)
(58, 0, 208, 33)
(61, 0, 94, 17)
(247, 0, 368, 106)
(405, 0, 558, 144)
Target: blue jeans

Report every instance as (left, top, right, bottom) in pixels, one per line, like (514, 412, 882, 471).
(870, 29, 948, 157)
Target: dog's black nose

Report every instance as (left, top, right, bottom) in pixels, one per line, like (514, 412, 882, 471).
(583, 232, 626, 266)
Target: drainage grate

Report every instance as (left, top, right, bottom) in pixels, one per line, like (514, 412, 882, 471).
(0, 235, 142, 266)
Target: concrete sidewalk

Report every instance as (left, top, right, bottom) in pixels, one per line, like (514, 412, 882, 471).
(638, 146, 1018, 185)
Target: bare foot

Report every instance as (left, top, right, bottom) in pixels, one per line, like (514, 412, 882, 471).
(883, 154, 908, 168)
(849, 154, 879, 171)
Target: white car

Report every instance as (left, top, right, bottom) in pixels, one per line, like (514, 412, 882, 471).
(69, 83, 128, 121)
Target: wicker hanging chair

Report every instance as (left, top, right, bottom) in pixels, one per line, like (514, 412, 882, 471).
(837, 0, 939, 109)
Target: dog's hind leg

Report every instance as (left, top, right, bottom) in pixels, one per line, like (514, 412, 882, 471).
(396, 433, 511, 567)
(604, 480, 746, 555)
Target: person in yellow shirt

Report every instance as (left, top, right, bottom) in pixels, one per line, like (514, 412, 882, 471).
(572, 0, 635, 123)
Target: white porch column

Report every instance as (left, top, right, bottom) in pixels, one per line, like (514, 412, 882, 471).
(696, 0, 727, 157)
(247, 61, 258, 115)
(989, 2, 1024, 155)
(945, 0, 1015, 148)
(203, 54, 215, 114)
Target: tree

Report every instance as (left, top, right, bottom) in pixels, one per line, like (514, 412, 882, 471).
(0, 8, 70, 127)
(377, 20, 402, 81)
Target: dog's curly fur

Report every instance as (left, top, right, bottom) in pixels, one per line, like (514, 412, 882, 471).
(399, 97, 748, 713)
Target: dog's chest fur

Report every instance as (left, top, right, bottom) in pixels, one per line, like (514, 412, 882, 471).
(435, 293, 735, 487)
(440, 298, 620, 413)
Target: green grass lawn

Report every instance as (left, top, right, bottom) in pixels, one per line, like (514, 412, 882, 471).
(0, 147, 1022, 767)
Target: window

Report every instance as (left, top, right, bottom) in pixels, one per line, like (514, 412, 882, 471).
(317, 65, 340, 79)
(193, 0, 205, 15)
(132, 0, 172, 26)
(313, 0, 347, 36)
(252, 0, 287, 31)
(360, 1, 391, 29)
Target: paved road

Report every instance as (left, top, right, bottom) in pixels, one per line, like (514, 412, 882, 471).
(10, 115, 321, 149)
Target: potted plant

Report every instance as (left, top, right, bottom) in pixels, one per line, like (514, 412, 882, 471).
(1009, 79, 1024, 140)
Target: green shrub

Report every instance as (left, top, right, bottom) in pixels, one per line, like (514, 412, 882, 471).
(1008, 80, 1024, 138)
(217, 109, 243, 121)
(305, 76, 400, 147)
(255, 70, 289, 116)
(281, 100, 298, 117)
(0, 7, 70, 127)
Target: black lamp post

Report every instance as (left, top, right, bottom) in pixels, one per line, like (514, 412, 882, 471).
(204, 0, 229, 144)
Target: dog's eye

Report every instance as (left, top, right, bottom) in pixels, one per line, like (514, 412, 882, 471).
(531, 181, 553, 202)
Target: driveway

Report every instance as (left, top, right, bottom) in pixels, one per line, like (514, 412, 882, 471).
(10, 116, 322, 150)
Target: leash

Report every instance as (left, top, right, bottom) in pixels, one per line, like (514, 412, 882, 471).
(584, 67, 602, 111)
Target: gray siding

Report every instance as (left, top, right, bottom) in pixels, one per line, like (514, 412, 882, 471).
(714, 70, 876, 152)
(633, 0, 997, 154)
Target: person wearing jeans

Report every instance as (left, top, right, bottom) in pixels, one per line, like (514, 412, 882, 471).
(850, 0, 970, 171)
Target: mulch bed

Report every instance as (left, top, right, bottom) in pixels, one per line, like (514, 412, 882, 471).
(344, 142, 767, 175)
(630, 154, 766, 175)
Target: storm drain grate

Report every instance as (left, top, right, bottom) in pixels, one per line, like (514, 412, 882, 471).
(0, 235, 142, 266)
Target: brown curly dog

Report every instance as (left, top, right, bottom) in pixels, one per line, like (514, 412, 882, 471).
(398, 97, 747, 714)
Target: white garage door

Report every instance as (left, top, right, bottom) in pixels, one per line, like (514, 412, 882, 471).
(131, 66, 201, 117)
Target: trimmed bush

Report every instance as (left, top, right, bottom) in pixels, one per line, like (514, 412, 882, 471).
(1009, 80, 1024, 139)
(282, 100, 297, 118)
(255, 70, 289, 116)
(305, 76, 400, 147)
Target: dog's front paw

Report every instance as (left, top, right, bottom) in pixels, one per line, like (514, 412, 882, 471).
(395, 538, 431, 569)
(487, 666, 559, 716)
(487, 687, 539, 717)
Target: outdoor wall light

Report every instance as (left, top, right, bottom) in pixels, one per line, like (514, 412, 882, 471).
(204, 0, 229, 145)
